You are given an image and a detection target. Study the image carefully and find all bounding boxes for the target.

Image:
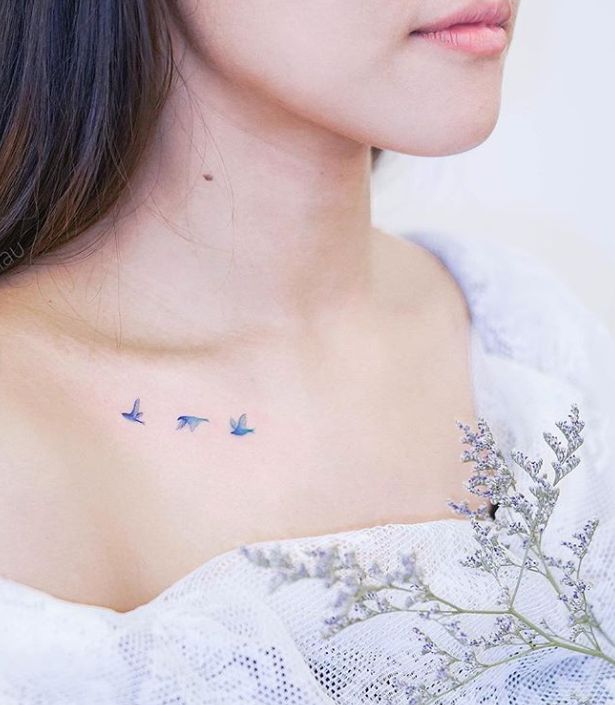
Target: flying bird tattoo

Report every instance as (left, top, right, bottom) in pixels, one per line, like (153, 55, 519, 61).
(121, 398, 145, 425)
(176, 415, 210, 432)
(230, 413, 254, 436)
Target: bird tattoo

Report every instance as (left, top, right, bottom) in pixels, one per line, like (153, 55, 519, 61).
(176, 415, 210, 432)
(230, 413, 254, 436)
(121, 398, 145, 425)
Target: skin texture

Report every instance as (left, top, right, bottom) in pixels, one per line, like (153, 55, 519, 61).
(0, 0, 520, 612)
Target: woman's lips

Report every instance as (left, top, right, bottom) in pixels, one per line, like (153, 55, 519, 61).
(410, 1, 511, 57)
(411, 22, 508, 57)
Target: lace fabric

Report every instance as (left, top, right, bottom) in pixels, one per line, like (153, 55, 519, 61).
(1, 229, 614, 704)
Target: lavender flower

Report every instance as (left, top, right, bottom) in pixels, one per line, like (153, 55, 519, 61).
(241, 403, 615, 703)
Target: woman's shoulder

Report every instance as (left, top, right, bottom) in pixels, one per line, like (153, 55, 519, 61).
(402, 229, 615, 385)
(403, 229, 615, 530)
(410, 227, 615, 481)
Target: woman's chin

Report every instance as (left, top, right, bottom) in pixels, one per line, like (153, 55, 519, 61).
(377, 110, 501, 158)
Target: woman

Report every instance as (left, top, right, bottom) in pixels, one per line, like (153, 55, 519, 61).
(1, 1, 614, 703)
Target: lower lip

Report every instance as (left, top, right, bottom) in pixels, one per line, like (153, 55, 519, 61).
(412, 23, 508, 57)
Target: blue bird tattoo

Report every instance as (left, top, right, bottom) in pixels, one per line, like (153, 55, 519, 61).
(121, 398, 145, 425)
(176, 415, 210, 432)
(230, 413, 254, 436)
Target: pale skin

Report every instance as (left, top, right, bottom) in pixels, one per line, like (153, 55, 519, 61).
(0, 0, 520, 612)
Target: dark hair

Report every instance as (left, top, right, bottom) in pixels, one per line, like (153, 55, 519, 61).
(0, 3, 384, 278)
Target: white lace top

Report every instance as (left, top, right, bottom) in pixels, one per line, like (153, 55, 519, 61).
(1, 229, 615, 704)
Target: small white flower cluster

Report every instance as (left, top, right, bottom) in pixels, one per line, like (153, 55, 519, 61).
(241, 404, 615, 703)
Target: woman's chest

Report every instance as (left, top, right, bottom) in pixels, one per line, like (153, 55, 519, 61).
(0, 304, 480, 611)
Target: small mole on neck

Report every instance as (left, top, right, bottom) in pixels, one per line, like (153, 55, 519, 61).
(202, 173, 214, 181)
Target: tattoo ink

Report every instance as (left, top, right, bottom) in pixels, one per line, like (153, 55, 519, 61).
(176, 415, 210, 432)
(121, 398, 145, 425)
(230, 413, 254, 436)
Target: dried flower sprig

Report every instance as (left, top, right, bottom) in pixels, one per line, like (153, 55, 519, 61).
(240, 404, 615, 703)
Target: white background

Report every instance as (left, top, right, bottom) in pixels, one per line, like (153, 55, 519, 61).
(373, 0, 615, 331)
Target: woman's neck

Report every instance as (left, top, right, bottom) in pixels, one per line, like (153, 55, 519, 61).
(1, 47, 381, 354)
